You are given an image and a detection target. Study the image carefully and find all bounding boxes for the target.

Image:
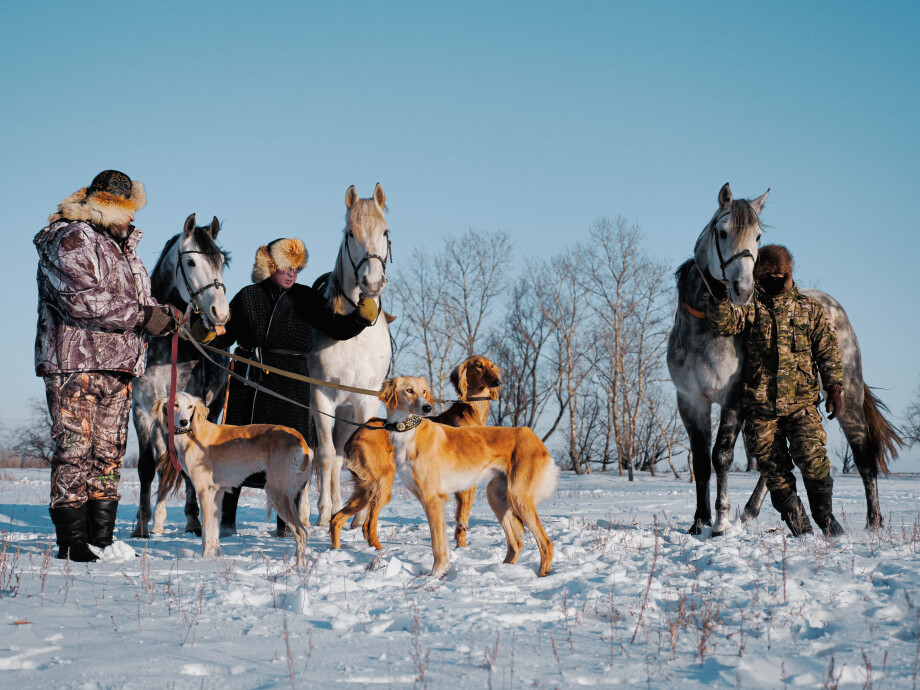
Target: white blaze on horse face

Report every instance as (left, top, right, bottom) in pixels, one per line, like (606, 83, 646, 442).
(177, 232, 231, 327)
(709, 212, 759, 306)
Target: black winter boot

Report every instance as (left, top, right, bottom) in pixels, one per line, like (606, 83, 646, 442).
(220, 487, 241, 537)
(86, 500, 118, 549)
(770, 489, 814, 537)
(49, 505, 99, 562)
(803, 476, 846, 539)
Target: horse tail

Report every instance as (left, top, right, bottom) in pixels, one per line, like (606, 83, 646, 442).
(155, 449, 184, 497)
(862, 384, 903, 477)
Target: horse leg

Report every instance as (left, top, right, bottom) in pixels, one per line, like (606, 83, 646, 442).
(183, 473, 202, 536)
(836, 402, 883, 529)
(313, 404, 338, 527)
(741, 474, 769, 524)
(711, 401, 742, 536)
(678, 395, 713, 534)
(132, 443, 155, 538)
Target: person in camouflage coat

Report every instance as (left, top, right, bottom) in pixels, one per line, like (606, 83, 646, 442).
(210, 238, 378, 537)
(35, 170, 177, 561)
(706, 244, 845, 537)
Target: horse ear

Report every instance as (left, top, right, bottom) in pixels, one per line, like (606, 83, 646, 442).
(379, 379, 397, 410)
(345, 185, 359, 210)
(750, 188, 770, 215)
(718, 183, 732, 209)
(373, 182, 386, 209)
(184, 213, 196, 237)
(209, 216, 220, 239)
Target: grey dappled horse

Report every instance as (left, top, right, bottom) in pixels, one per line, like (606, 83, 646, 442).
(667, 183, 901, 536)
(131, 214, 231, 537)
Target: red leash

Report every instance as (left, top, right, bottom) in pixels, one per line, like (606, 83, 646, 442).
(166, 307, 192, 474)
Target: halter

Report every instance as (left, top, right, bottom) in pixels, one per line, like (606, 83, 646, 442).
(706, 211, 755, 284)
(344, 228, 392, 294)
(176, 248, 226, 314)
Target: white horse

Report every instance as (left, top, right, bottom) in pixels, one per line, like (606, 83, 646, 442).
(307, 184, 392, 527)
(131, 214, 231, 537)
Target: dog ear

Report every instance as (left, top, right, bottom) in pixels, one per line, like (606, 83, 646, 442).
(489, 385, 500, 401)
(424, 387, 435, 407)
(192, 398, 209, 433)
(453, 362, 469, 400)
(379, 379, 397, 410)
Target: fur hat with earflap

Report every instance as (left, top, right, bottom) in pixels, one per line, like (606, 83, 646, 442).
(251, 238, 309, 283)
(754, 244, 795, 295)
(49, 170, 146, 238)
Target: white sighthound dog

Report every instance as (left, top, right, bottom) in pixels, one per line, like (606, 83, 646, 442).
(380, 376, 558, 578)
(154, 392, 311, 563)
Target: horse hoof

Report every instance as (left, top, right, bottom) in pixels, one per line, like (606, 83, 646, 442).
(711, 530, 725, 538)
(131, 525, 150, 539)
(866, 515, 883, 531)
(687, 518, 710, 535)
(740, 510, 758, 525)
(186, 525, 202, 537)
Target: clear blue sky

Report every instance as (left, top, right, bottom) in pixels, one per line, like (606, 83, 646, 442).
(2, 2, 918, 468)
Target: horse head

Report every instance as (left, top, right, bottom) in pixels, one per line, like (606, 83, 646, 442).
(174, 213, 231, 328)
(695, 183, 769, 305)
(342, 183, 390, 299)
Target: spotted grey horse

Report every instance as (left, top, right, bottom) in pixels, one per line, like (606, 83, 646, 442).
(131, 214, 231, 537)
(667, 183, 901, 536)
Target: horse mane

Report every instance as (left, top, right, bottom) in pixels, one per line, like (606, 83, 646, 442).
(674, 259, 696, 308)
(149, 228, 231, 303)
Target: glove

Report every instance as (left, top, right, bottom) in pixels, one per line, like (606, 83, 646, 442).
(139, 305, 177, 337)
(825, 384, 843, 420)
(354, 295, 379, 325)
(188, 316, 217, 343)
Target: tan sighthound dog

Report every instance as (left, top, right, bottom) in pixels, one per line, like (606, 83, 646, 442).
(380, 376, 558, 578)
(154, 392, 311, 563)
(330, 355, 502, 550)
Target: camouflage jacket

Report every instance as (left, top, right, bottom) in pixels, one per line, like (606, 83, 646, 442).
(705, 284, 844, 417)
(34, 220, 157, 377)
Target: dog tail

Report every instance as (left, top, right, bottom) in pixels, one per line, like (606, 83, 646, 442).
(534, 458, 560, 505)
(155, 449, 184, 497)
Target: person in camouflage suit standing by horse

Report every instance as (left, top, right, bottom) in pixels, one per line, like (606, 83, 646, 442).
(35, 170, 177, 561)
(706, 244, 846, 537)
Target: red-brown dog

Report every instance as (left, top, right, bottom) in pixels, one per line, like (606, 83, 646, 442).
(379, 375, 558, 578)
(330, 355, 501, 550)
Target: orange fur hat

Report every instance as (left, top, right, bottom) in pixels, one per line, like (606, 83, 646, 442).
(251, 238, 309, 283)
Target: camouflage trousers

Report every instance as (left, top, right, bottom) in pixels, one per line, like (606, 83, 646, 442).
(43, 372, 133, 509)
(743, 405, 830, 492)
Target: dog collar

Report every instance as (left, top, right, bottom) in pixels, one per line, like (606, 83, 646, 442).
(384, 415, 423, 432)
(173, 427, 193, 435)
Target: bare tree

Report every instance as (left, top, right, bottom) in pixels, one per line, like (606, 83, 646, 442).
(905, 380, 920, 448)
(534, 251, 598, 474)
(391, 230, 512, 403)
(487, 281, 565, 439)
(578, 217, 672, 481)
(2, 399, 54, 467)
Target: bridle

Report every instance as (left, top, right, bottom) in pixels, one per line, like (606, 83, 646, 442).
(176, 246, 226, 315)
(693, 210, 757, 300)
(344, 227, 392, 294)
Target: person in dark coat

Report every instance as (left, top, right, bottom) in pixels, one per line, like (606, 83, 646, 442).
(211, 238, 377, 536)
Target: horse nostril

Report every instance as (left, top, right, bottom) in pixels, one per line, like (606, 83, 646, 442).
(732, 280, 740, 295)
(210, 305, 218, 317)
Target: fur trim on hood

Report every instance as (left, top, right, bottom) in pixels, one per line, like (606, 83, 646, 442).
(49, 182, 146, 231)
(755, 244, 794, 293)
(251, 238, 309, 283)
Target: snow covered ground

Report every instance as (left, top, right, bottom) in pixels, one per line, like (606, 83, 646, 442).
(1, 468, 919, 688)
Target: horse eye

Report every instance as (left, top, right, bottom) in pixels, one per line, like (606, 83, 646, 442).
(757, 234, 762, 245)
(187, 259, 196, 267)
(719, 230, 727, 240)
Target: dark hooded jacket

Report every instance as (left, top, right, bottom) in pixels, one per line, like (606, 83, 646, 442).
(213, 279, 368, 439)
